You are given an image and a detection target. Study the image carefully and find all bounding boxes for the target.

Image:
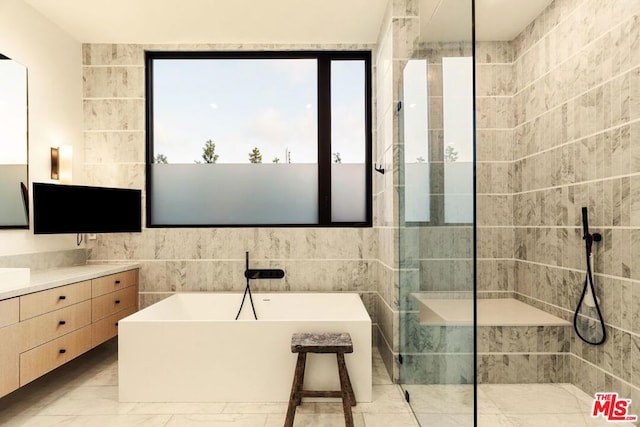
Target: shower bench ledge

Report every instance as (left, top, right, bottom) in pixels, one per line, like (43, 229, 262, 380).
(413, 296, 570, 327)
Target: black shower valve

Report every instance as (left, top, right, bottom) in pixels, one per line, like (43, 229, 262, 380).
(592, 233, 602, 242)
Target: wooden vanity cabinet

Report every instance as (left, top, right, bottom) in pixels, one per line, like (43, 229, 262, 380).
(19, 281, 91, 321)
(0, 267, 138, 396)
(0, 298, 19, 397)
(90, 270, 138, 347)
(20, 326, 92, 385)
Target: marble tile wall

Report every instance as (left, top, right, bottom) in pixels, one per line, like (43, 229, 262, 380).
(402, 0, 640, 391)
(401, 317, 570, 384)
(374, 0, 396, 381)
(374, 0, 420, 383)
(475, 41, 516, 299)
(0, 249, 86, 270)
(477, 325, 571, 384)
(511, 0, 640, 400)
(81, 42, 382, 345)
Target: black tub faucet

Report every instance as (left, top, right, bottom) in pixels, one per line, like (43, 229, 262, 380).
(235, 252, 285, 320)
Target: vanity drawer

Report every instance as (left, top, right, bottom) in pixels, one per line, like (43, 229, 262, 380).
(19, 325, 91, 386)
(92, 305, 137, 347)
(92, 269, 138, 297)
(20, 281, 91, 320)
(91, 284, 138, 321)
(20, 300, 91, 352)
(0, 298, 19, 328)
(0, 323, 19, 398)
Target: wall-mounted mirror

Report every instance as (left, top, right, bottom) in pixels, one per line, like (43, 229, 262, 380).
(0, 53, 28, 229)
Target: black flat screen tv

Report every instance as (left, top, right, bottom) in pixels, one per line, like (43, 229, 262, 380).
(33, 183, 142, 234)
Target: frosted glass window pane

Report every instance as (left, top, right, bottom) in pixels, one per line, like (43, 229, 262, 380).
(151, 164, 318, 225)
(402, 59, 430, 222)
(442, 57, 473, 224)
(331, 164, 365, 222)
(405, 163, 430, 222)
(443, 162, 473, 223)
(331, 61, 366, 222)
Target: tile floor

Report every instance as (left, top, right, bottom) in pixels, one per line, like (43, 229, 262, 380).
(406, 383, 638, 426)
(1, 340, 634, 426)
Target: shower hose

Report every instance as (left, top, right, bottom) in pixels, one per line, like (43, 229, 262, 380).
(573, 207, 606, 345)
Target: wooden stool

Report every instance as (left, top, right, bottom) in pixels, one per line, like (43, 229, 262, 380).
(284, 332, 356, 427)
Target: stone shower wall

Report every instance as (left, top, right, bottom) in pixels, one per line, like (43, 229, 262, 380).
(374, 0, 420, 382)
(400, 0, 640, 390)
(512, 0, 640, 399)
(475, 41, 516, 298)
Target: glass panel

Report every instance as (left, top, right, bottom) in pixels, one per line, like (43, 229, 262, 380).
(331, 60, 366, 222)
(151, 58, 318, 225)
(399, 0, 475, 425)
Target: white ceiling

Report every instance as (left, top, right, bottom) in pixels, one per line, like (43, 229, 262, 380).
(22, 0, 389, 44)
(23, 0, 553, 45)
(420, 0, 554, 42)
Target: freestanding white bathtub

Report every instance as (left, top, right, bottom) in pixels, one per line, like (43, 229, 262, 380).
(118, 293, 372, 402)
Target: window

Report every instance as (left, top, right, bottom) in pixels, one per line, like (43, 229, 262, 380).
(401, 56, 473, 225)
(402, 59, 430, 222)
(146, 51, 372, 227)
(442, 57, 473, 224)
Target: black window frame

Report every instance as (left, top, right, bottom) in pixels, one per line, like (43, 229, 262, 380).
(145, 50, 372, 228)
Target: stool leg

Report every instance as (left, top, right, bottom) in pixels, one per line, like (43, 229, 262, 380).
(285, 352, 307, 427)
(336, 353, 356, 406)
(336, 353, 355, 427)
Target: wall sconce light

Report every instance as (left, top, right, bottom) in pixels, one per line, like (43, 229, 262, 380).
(51, 146, 72, 184)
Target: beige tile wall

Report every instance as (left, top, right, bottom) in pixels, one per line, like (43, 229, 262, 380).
(81, 42, 382, 342)
(511, 0, 640, 399)
(375, 0, 403, 382)
(374, 0, 421, 382)
(407, 0, 640, 392)
(475, 41, 517, 298)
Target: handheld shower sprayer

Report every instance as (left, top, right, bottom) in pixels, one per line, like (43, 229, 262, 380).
(581, 209, 601, 307)
(573, 207, 606, 345)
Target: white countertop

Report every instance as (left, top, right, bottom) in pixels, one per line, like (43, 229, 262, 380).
(0, 263, 140, 300)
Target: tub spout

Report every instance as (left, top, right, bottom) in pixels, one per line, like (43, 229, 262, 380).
(244, 268, 285, 279)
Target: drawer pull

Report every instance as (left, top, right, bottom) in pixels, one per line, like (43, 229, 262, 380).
(115, 280, 121, 285)
(115, 322, 119, 326)
(59, 295, 66, 300)
(115, 299, 121, 304)
(58, 320, 66, 326)
(59, 349, 66, 354)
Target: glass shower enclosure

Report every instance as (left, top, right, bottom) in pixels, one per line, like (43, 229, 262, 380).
(398, 0, 476, 425)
